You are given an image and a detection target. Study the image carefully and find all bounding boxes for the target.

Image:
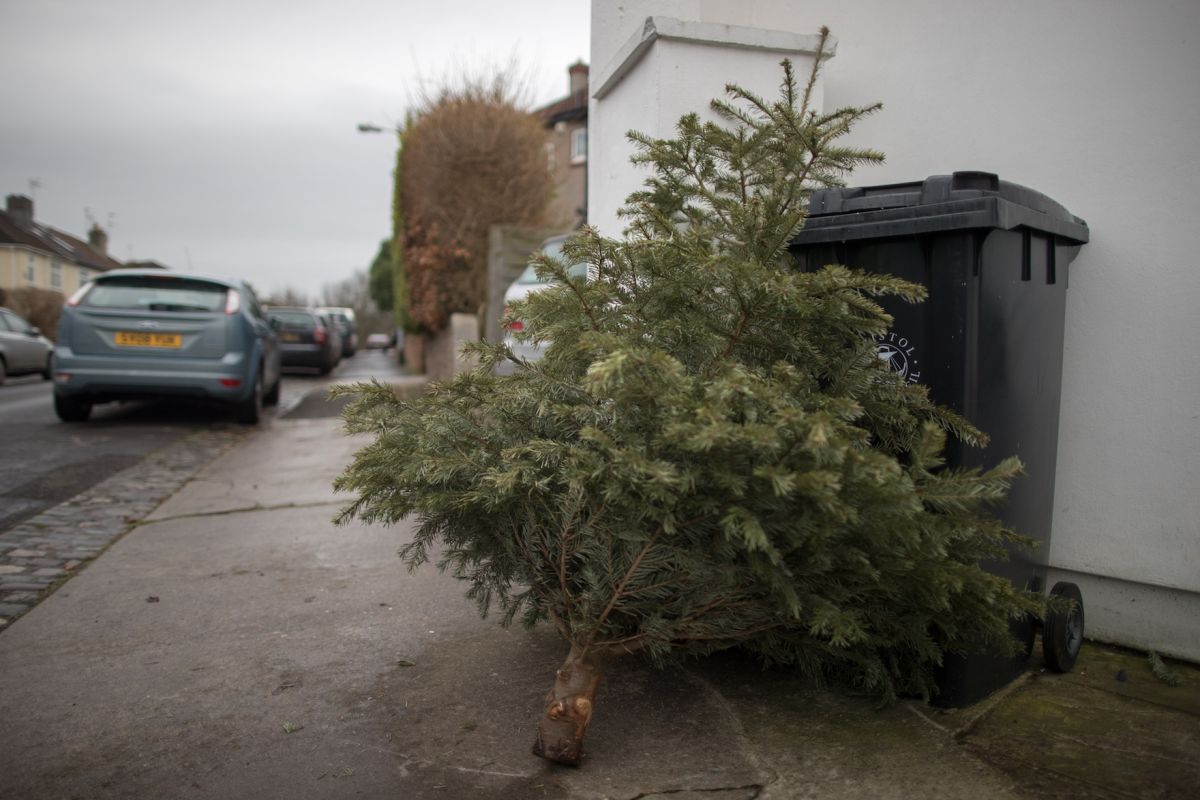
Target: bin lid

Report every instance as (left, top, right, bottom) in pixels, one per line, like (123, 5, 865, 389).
(790, 171, 1089, 245)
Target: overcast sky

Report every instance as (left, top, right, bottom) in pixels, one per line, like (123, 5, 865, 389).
(0, 0, 590, 301)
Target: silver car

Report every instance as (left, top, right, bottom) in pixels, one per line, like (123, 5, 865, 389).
(0, 306, 55, 384)
(52, 269, 281, 424)
(499, 234, 587, 372)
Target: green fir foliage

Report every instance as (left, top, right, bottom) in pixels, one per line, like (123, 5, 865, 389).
(336, 34, 1042, 702)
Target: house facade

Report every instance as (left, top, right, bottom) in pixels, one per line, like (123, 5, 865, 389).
(0, 194, 122, 299)
(590, 1, 1200, 661)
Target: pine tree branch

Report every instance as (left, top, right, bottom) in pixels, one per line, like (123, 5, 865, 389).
(587, 527, 663, 645)
(548, 606, 571, 639)
(673, 621, 784, 643)
(555, 491, 589, 618)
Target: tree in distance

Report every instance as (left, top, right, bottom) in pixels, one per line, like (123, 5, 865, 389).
(260, 286, 312, 307)
(335, 30, 1042, 767)
(368, 238, 395, 316)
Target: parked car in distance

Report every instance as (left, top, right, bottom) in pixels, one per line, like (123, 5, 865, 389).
(52, 269, 281, 424)
(0, 306, 55, 384)
(267, 307, 341, 375)
(364, 332, 391, 350)
(315, 311, 343, 365)
(499, 234, 587, 372)
(316, 306, 357, 358)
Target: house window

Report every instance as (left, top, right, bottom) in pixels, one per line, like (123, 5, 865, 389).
(51, 261, 62, 289)
(570, 127, 587, 164)
(80, 268, 92, 284)
(25, 254, 35, 282)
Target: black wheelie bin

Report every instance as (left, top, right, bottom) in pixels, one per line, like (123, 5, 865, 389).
(788, 171, 1089, 706)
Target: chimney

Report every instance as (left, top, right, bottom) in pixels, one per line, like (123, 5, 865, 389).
(6, 194, 33, 228)
(88, 224, 109, 255)
(568, 61, 588, 97)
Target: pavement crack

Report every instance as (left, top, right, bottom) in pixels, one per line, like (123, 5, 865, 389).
(624, 785, 765, 800)
(142, 500, 343, 524)
(452, 766, 530, 779)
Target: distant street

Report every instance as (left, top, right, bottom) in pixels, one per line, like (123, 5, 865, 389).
(0, 347, 405, 535)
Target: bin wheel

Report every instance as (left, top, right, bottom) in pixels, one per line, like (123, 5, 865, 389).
(1043, 582, 1084, 673)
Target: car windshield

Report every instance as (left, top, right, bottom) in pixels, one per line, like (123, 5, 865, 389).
(515, 240, 588, 286)
(84, 277, 227, 312)
(2, 309, 34, 333)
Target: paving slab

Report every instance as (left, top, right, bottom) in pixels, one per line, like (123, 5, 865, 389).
(957, 645, 1200, 800)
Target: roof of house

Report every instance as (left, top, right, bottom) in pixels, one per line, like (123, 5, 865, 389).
(535, 87, 588, 127)
(0, 209, 123, 272)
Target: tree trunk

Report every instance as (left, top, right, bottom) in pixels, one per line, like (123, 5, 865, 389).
(532, 643, 614, 766)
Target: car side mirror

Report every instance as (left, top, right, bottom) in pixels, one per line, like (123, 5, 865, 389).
(30, 326, 42, 336)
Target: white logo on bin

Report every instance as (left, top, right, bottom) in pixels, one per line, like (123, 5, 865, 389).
(876, 332, 921, 384)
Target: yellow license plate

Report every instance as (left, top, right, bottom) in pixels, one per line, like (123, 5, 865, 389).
(279, 332, 300, 342)
(114, 331, 182, 348)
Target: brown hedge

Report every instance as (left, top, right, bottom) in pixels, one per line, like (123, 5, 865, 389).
(400, 94, 551, 333)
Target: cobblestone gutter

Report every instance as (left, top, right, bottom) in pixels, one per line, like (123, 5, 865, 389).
(0, 425, 250, 629)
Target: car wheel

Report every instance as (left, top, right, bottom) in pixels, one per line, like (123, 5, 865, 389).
(263, 376, 281, 406)
(1043, 582, 1085, 673)
(54, 393, 92, 422)
(42, 353, 53, 380)
(234, 369, 263, 425)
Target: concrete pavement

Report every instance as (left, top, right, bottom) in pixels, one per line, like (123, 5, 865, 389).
(0, 386, 1196, 799)
(0, 426, 249, 627)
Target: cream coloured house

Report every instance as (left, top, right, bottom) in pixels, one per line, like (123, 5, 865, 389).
(0, 194, 122, 299)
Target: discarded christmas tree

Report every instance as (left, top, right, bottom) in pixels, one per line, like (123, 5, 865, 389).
(335, 32, 1042, 766)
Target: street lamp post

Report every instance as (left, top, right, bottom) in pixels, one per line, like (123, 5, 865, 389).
(356, 121, 407, 366)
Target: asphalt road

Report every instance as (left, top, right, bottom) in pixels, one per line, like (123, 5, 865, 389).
(0, 347, 406, 534)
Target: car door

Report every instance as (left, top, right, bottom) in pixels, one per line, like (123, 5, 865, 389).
(0, 309, 40, 372)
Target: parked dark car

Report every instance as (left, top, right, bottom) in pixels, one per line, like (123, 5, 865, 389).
(52, 269, 281, 424)
(315, 312, 343, 366)
(0, 306, 54, 384)
(317, 306, 357, 357)
(267, 307, 341, 374)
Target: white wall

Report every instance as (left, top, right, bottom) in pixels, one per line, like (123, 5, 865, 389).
(591, 0, 1200, 659)
(589, 11, 828, 237)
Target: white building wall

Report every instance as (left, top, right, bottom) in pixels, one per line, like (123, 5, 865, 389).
(590, 12, 828, 238)
(590, 0, 1200, 659)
